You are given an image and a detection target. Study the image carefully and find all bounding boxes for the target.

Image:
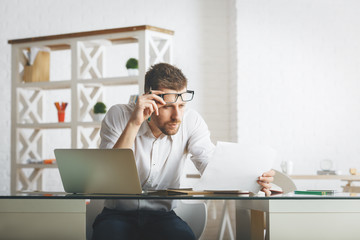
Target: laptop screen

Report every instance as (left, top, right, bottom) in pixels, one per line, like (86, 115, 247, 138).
(54, 149, 142, 194)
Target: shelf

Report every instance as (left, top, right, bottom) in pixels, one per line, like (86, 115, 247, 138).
(77, 122, 102, 128)
(9, 25, 174, 194)
(290, 175, 360, 181)
(17, 122, 101, 129)
(17, 80, 71, 90)
(17, 122, 72, 129)
(79, 76, 138, 86)
(8, 25, 174, 44)
(16, 76, 138, 90)
(17, 163, 58, 169)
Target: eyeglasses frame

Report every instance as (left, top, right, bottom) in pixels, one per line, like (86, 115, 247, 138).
(157, 90, 195, 103)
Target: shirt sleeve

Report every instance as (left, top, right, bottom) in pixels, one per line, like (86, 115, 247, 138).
(185, 110, 216, 175)
(99, 104, 128, 149)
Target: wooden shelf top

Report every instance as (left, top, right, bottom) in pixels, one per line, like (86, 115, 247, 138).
(17, 122, 101, 129)
(16, 76, 138, 89)
(8, 25, 174, 44)
(290, 175, 360, 180)
(17, 163, 58, 168)
(187, 173, 360, 181)
(17, 122, 72, 129)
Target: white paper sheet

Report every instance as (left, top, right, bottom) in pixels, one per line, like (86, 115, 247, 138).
(194, 141, 276, 194)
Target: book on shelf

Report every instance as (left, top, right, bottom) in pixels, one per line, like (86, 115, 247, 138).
(317, 170, 336, 175)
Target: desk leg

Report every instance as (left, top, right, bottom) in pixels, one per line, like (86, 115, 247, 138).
(251, 210, 265, 240)
(236, 201, 267, 240)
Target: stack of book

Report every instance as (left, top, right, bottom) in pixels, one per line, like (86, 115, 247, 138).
(317, 170, 336, 175)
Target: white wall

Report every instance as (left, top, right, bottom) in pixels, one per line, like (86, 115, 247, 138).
(0, 0, 231, 194)
(236, 0, 360, 190)
(2, 0, 360, 194)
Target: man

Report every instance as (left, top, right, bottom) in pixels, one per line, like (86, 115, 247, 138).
(92, 63, 275, 240)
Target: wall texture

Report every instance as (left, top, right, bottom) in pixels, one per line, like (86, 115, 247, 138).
(0, 0, 231, 194)
(236, 0, 360, 190)
(2, 0, 360, 194)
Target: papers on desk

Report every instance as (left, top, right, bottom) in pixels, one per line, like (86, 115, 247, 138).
(194, 141, 276, 194)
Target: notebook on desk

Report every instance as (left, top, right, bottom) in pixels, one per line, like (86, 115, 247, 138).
(54, 149, 142, 194)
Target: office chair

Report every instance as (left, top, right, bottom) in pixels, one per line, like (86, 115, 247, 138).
(250, 169, 297, 240)
(86, 199, 207, 240)
(86, 199, 104, 240)
(174, 200, 207, 239)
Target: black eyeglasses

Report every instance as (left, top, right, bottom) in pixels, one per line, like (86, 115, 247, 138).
(157, 90, 195, 103)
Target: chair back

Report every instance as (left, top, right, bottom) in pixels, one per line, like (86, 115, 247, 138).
(174, 200, 207, 239)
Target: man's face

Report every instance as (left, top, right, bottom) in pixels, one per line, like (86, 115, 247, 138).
(151, 88, 187, 136)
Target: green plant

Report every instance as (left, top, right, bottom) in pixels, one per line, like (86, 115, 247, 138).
(126, 58, 138, 69)
(93, 102, 107, 114)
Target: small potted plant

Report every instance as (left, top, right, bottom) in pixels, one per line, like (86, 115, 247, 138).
(92, 102, 107, 122)
(126, 58, 138, 76)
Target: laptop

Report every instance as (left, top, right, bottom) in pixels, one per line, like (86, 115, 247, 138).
(54, 149, 142, 194)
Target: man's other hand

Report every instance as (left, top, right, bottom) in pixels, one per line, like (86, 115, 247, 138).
(257, 169, 275, 196)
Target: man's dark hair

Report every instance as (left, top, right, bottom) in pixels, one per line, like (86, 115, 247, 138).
(144, 63, 187, 92)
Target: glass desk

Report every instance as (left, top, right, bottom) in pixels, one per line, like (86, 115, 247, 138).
(1, 192, 360, 240)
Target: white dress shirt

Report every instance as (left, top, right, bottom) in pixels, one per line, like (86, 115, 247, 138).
(99, 103, 215, 211)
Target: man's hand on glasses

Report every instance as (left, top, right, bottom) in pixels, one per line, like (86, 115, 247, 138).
(129, 89, 194, 126)
(130, 90, 166, 126)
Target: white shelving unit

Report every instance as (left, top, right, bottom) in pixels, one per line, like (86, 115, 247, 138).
(8, 25, 174, 194)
